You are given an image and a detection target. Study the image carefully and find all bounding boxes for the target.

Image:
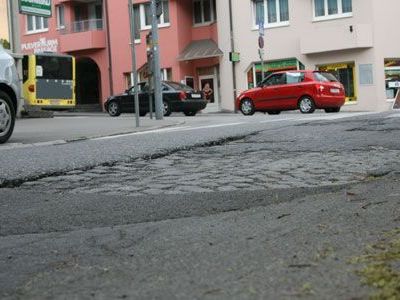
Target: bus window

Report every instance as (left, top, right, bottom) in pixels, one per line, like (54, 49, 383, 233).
(36, 55, 73, 80)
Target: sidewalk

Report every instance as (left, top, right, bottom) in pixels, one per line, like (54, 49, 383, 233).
(9, 112, 184, 145)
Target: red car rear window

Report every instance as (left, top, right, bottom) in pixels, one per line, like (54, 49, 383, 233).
(314, 72, 339, 82)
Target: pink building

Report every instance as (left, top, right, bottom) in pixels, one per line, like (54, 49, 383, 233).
(19, 0, 223, 111)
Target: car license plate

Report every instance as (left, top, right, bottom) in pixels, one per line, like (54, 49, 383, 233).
(330, 88, 340, 94)
(191, 94, 201, 99)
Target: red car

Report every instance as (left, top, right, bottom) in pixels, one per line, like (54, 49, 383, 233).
(236, 70, 346, 115)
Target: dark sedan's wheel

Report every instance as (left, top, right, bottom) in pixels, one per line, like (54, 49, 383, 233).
(325, 107, 341, 113)
(299, 96, 316, 114)
(0, 91, 15, 144)
(107, 101, 121, 117)
(240, 99, 255, 116)
(184, 111, 197, 116)
(267, 110, 281, 115)
(163, 101, 171, 117)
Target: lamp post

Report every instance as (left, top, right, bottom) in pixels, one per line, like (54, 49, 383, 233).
(128, 0, 140, 127)
(150, 0, 163, 120)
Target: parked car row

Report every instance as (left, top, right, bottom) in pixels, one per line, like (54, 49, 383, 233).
(106, 71, 345, 118)
(105, 81, 208, 117)
(236, 70, 345, 115)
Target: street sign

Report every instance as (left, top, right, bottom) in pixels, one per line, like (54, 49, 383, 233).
(258, 36, 264, 49)
(19, 0, 52, 17)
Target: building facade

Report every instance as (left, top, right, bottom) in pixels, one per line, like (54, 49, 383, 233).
(19, 0, 223, 111)
(218, 0, 400, 112)
(19, 0, 400, 112)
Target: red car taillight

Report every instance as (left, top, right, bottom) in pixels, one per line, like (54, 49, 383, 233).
(28, 84, 35, 93)
(179, 91, 187, 101)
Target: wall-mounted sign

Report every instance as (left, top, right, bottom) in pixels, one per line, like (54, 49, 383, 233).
(19, 0, 52, 17)
(21, 37, 59, 53)
(229, 52, 240, 62)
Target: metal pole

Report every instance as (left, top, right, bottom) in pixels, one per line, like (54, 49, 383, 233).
(261, 51, 265, 81)
(228, 0, 238, 113)
(150, 0, 163, 120)
(128, 0, 140, 127)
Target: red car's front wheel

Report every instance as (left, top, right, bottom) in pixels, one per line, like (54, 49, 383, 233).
(240, 99, 255, 116)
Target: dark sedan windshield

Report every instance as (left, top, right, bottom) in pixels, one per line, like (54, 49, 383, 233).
(165, 81, 194, 92)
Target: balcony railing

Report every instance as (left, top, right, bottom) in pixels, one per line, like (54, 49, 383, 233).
(61, 19, 104, 34)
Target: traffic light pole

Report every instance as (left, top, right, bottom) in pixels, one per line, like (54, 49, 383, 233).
(150, 0, 163, 120)
(128, 0, 140, 127)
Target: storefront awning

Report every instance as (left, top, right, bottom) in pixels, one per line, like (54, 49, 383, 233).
(177, 39, 223, 62)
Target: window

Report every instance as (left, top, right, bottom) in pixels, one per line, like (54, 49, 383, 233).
(193, 0, 216, 25)
(161, 68, 172, 81)
(27, 15, 49, 33)
(253, 0, 289, 28)
(56, 5, 65, 29)
(287, 72, 305, 84)
(133, 5, 141, 41)
(140, 0, 170, 29)
(313, 0, 352, 20)
(262, 73, 286, 86)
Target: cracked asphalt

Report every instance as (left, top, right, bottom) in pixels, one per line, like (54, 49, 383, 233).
(1, 112, 400, 299)
(17, 114, 400, 196)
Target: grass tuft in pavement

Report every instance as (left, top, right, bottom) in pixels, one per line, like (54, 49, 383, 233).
(350, 228, 400, 300)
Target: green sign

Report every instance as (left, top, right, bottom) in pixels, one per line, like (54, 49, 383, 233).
(19, 0, 52, 17)
(229, 52, 240, 62)
(255, 58, 298, 72)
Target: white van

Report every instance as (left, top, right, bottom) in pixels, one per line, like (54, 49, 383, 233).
(0, 46, 20, 144)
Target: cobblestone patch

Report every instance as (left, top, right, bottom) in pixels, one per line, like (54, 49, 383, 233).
(18, 139, 400, 196)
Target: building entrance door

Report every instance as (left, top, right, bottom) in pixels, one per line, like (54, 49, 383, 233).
(199, 75, 219, 112)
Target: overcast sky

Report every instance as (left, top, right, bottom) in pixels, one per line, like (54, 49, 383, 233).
(0, 0, 9, 41)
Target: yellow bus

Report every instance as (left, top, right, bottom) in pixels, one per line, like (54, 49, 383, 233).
(22, 53, 76, 109)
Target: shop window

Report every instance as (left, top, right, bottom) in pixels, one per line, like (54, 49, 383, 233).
(193, 0, 216, 25)
(318, 62, 356, 102)
(252, 0, 289, 28)
(313, 0, 352, 21)
(27, 15, 49, 33)
(384, 59, 400, 99)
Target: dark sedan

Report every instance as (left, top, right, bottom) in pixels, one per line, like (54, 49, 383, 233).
(105, 81, 207, 117)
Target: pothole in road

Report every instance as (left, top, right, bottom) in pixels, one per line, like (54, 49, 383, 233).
(14, 146, 400, 197)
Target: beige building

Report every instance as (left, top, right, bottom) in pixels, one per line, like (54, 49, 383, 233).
(217, 0, 400, 112)
(0, 0, 9, 42)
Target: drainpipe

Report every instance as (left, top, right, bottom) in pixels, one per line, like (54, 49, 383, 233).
(104, 0, 114, 96)
(228, 0, 238, 113)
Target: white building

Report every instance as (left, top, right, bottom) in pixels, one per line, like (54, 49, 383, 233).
(217, 0, 400, 112)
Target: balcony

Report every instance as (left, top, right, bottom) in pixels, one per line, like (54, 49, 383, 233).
(59, 19, 106, 53)
(300, 24, 373, 55)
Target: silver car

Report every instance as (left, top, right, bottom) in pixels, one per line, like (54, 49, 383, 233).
(0, 46, 20, 144)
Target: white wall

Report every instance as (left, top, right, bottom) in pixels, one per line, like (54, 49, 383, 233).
(218, 0, 396, 112)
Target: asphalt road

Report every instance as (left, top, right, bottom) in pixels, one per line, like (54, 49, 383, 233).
(1, 111, 400, 299)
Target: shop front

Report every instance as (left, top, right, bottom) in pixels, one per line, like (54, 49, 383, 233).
(384, 59, 400, 101)
(317, 62, 356, 103)
(246, 58, 305, 89)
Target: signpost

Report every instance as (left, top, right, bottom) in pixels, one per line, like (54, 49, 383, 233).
(19, 0, 52, 17)
(258, 21, 265, 81)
